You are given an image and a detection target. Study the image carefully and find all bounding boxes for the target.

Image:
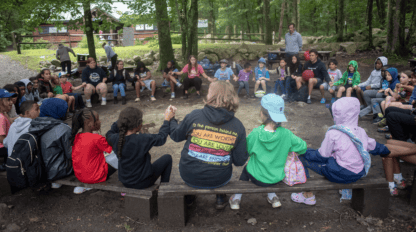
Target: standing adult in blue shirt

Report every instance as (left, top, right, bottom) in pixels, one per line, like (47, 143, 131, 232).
(102, 42, 118, 72)
(285, 23, 303, 59)
(213, 60, 237, 83)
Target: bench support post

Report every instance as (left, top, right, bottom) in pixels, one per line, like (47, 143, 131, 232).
(125, 192, 157, 222)
(409, 170, 416, 206)
(157, 195, 186, 227)
(351, 188, 389, 219)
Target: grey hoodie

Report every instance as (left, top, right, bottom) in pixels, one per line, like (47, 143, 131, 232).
(20, 79, 34, 101)
(4, 117, 32, 157)
(358, 56, 388, 89)
(56, 44, 75, 62)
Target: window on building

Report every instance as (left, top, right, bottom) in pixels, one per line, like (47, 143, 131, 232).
(39, 26, 68, 34)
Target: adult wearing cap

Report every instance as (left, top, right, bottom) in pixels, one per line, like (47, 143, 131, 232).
(285, 23, 302, 59)
(29, 98, 72, 187)
(228, 94, 307, 209)
(0, 89, 17, 171)
(56, 44, 76, 74)
(213, 59, 237, 83)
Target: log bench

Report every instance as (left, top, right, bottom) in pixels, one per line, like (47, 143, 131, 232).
(157, 174, 389, 227)
(267, 50, 332, 69)
(54, 171, 158, 222)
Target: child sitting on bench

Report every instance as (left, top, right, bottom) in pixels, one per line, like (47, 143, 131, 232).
(229, 94, 307, 210)
(292, 97, 391, 204)
(71, 109, 118, 194)
(106, 106, 173, 189)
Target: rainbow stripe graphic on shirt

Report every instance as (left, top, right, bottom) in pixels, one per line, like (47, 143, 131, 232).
(188, 125, 238, 165)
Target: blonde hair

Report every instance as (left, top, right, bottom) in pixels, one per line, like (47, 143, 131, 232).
(205, 81, 239, 112)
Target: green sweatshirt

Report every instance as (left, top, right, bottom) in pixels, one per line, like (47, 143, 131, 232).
(246, 125, 307, 184)
(333, 60, 361, 87)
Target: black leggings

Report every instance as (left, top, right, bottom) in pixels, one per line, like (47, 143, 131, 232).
(183, 77, 202, 93)
(239, 166, 278, 187)
(110, 54, 118, 72)
(124, 154, 172, 189)
(386, 107, 416, 141)
(61, 61, 71, 74)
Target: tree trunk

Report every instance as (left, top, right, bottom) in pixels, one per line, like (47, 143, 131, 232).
(188, 0, 198, 57)
(336, 0, 345, 42)
(375, 0, 386, 27)
(155, 0, 175, 70)
(291, 0, 297, 25)
(390, 0, 401, 54)
(297, 0, 300, 32)
(386, 0, 393, 51)
(174, 0, 183, 32)
(397, 0, 407, 56)
(367, 0, 374, 49)
(264, 0, 272, 44)
(406, 0, 416, 44)
(277, 0, 286, 41)
(208, 0, 215, 34)
(82, 1, 96, 61)
(335, 1, 338, 33)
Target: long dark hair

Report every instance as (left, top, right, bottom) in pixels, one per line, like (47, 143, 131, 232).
(261, 106, 281, 130)
(134, 61, 147, 74)
(167, 60, 179, 71)
(187, 55, 197, 70)
(70, 109, 96, 146)
(35, 69, 50, 80)
(288, 55, 300, 74)
(117, 107, 143, 158)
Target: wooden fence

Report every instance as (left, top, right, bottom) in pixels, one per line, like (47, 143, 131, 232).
(170, 31, 278, 44)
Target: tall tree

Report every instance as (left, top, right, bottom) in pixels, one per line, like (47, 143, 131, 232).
(263, 0, 272, 44)
(82, 1, 97, 60)
(297, 0, 300, 32)
(375, 0, 386, 27)
(154, 0, 174, 70)
(367, 0, 374, 49)
(336, 0, 345, 42)
(291, 0, 297, 26)
(188, 0, 198, 58)
(277, 0, 286, 41)
(406, 0, 416, 44)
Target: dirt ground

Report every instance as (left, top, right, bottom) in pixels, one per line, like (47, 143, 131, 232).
(1, 53, 416, 231)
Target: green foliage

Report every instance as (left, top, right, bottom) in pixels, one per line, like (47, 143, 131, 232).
(21, 38, 51, 50)
(0, 31, 11, 52)
(78, 36, 104, 49)
(135, 39, 143, 45)
(171, 34, 182, 44)
(147, 40, 159, 49)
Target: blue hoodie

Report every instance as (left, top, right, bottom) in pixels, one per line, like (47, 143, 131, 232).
(254, 58, 270, 80)
(383, 67, 399, 91)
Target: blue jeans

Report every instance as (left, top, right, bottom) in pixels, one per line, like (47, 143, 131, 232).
(237, 81, 249, 95)
(274, 78, 292, 95)
(113, 83, 126, 97)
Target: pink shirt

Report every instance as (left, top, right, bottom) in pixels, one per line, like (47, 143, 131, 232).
(0, 113, 11, 148)
(182, 64, 204, 79)
(318, 98, 376, 174)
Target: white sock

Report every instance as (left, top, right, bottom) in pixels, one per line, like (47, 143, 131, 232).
(394, 173, 403, 180)
(86, 99, 91, 102)
(102, 97, 106, 101)
(307, 95, 311, 99)
(233, 193, 242, 200)
(267, 192, 277, 200)
(389, 182, 395, 189)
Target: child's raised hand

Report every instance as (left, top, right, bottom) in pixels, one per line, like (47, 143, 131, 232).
(164, 105, 175, 121)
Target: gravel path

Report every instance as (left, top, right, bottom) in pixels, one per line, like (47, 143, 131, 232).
(0, 54, 38, 87)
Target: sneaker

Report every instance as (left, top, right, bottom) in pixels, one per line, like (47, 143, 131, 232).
(215, 194, 228, 210)
(320, 98, 326, 104)
(307, 99, 312, 104)
(281, 94, 286, 99)
(51, 183, 62, 189)
(86, 101, 92, 108)
(101, 99, 107, 106)
(171, 93, 175, 99)
(331, 98, 336, 104)
(372, 115, 383, 124)
(378, 118, 387, 127)
(385, 134, 392, 139)
(135, 97, 140, 102)
(73, 187, 92, 194)
(267, 196, 282, 208)
(390, 184, 398, 196)
(394, 178, 406, 189)
(229, 195, 241, 210)
(162, 80, 169, 87)
(291, 192, 316, 205)
(150, 96, 156, 101)
(377, 126, 389, 133)
(176, 82, 182, 88)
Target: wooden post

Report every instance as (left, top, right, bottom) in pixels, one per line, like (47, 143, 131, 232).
(11, 32, 16, 50)
(240, 31, 243, 43)
(118, 35, 121, 46)
(272, 31, 275, 45)
(204, 30, 207, 43)
(68, 34, 72, 48)
(17, 43, 21, 54)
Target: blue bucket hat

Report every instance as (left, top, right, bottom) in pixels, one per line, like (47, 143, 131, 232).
(261, 94, 287, 122)
(0, 89, 17, 98)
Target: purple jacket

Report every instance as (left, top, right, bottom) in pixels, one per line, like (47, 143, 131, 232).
(318, 98, 376, 174)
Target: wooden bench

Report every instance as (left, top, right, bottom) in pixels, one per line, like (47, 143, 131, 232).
(157, 174, 389, 227)
(398, 161, 416, 206)
(267, 51, 332, 69)
(54, 172, 158, 222)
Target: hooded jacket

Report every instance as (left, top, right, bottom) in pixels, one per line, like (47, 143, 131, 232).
(56, 44, 75, 62)
(385, 67, 400, 90)
(29, 117, 72, 181)
(169, 105, 249, 187)
(255, 58, 270, 80)
(334, 60, 361, 87)
(303, 58, 331, 83)
(318, 98, 377, 174)
(4, 117, 32, 157)
(246, 125, 307, 184)
(108, 69, 134, 86)
(358, 56, 388, 89)
(20, 79, 34, 101)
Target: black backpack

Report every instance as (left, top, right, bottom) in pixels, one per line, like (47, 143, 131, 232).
(292, 85, 308, 103)
(6, 133, 46, 189)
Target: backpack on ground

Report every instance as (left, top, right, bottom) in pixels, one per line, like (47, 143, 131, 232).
(292, 85, 308, 103)
(6, 133, 46, 189)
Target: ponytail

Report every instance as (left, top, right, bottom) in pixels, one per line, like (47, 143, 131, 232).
(117, 125, 127, 158)
(70, 109, 96, 146)
(261, 106, 280, 130)
(116, 107, 143, 159)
